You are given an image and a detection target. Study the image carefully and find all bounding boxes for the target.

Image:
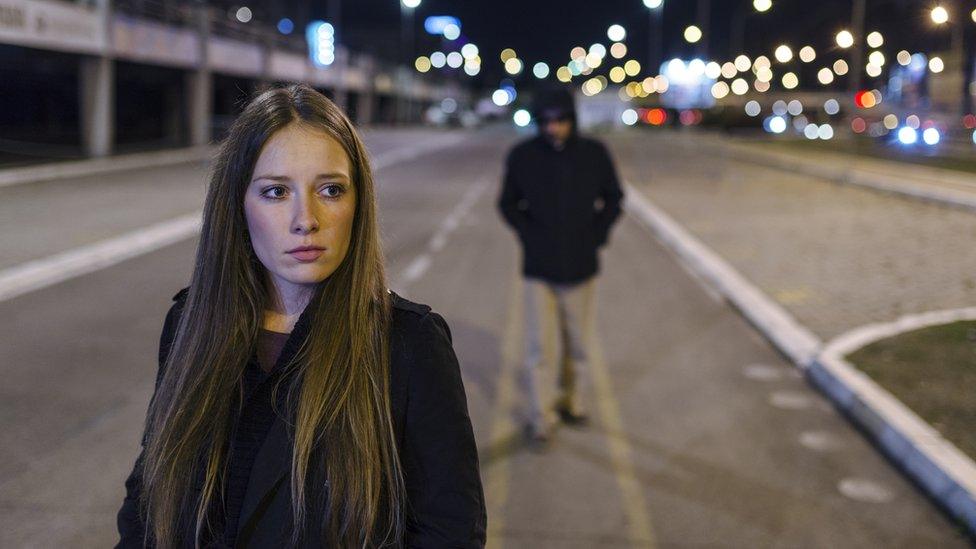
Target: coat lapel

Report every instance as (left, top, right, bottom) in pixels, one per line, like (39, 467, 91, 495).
(235, 414, 291, 541)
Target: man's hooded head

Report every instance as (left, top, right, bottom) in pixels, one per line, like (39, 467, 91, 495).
(531, 86, 577, 148)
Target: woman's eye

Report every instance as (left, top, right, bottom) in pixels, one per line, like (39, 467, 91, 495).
(322, 184, 345, 198)
(261, 186, 287, 199)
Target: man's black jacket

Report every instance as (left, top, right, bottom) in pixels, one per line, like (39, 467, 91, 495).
(116, 288, 486, 548)
(498, 134, 624, 284)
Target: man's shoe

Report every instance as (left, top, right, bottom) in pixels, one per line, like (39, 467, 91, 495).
(556, 405, 590, 427)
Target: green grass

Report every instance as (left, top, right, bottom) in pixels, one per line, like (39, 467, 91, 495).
(751, 137, 976, 175)
(847, 321, 976, 459)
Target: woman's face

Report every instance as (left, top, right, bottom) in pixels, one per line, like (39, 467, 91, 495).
(244, 122, 356, 304)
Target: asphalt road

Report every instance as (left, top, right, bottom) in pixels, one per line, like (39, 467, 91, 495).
(0, 126, 969, 547)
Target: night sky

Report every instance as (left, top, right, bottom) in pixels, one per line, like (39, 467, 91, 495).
(281, 0, 968, 86)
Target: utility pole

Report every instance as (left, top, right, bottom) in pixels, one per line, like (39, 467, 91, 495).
(849, 0, 866, 94)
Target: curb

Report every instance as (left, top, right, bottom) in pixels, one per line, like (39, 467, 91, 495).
(692, 135, 976, 213)
(623, 181, 976, 535)
(0, 146, 216, 188)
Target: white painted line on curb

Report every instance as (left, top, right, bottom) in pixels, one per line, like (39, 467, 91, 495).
(624, 180, 976, 534)
(623, 181, 822, 367)
(0, 212, 202, 302)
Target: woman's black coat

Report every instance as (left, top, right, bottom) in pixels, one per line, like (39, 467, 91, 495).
(116, 288, 487, 548)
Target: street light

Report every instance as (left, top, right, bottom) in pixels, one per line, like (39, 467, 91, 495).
(931, 5, 949, 24)
(643, 0, 663, 75)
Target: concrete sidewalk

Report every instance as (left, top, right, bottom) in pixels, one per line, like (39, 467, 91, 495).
(609, 129, 976, 535)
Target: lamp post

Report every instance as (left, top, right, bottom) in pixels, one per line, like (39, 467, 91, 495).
(643, 0, 664, 75)
(399, 0, 421, 124)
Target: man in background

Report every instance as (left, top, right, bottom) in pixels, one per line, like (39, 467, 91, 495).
(498, 86, 624, 445)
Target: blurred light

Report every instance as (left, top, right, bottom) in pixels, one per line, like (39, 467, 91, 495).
(430, 51, 446, 68)
(867, 31, 884, 48)
(769, 116, 787, 133)
(883, 114, 899, 129)
(731, 78, 749, 95)
(772, 100, 787, 115)
(461, 43, 479, 59)
(307, 21, 336, 66)
(782, 72, 799, 89)
(642, 77, 656, 93)
(556, 66, 571, 82)
(463, 64, 479, 76)
(818, 68, 834, 85)
(533, 62, 550, 79)
(753, 55, 772, 71)
(609, 67, 626, 83)
(492, 89, 510, 106)
(440, 98, 457, 114)
(443, 23, 461, 40)
(910, 53, 928, 72)
(711, 81, 730, 99)
(445, 52, 462, 68)
(424, 16, 460, 35)
(931, 6, 949, 24)
(868, 50, 885, 67)
(513, 109, 531, 127)
(236, 7, 252, 23)
(734, 55, 751, 72)
(929, 56, 944, 73)
(851, 117, 867, 133)
(833, 59, 849, 75)
(906, 114, 920, 129)
(608, 24, 626, 42)
(866, 63, 882, 77)
(818, 124, 834, 140)
(755, 80, 770, 92)
(799, 46, 816, 63)
(745, 100, 761, 117)
(754, 0, 772, 12)
(611, 42, 627, 59)
(898, 126, 918, 144)
(855, 90, 876, 108)
(793, 115, 808, 131)
(622, 109, 639, 125)
(787, 100, 802, 115)
(963, 114, 976, 129)
(504, 58, 523, 74)
(804, 123, 819, 139)
(824, 98, 840, 115)
(644, 0, 664, 8)
(647, 108, 667, 125)
(705, 61, 722, 79)
(500, 48, 517, 62)
(415, 56, 432, 72)
(973, 8, 976, 22)
(922, 127, 940, 145)
(684, 25, 702, 43)
(721, 62, 737, 78)
(402, 0, 421, 8)
(897, 50, 911, 66)
(688, 58, 706, 76)
(774, 45, 793, 63)
(570, 46, 586, 60)
(277, 18, 294, 34)
(836, 30, 854, 48)
(590, 43, 607, 59)
(680, 110, 701, 126)
(654, 75, 669, 92)
(624, 60, 641, 76)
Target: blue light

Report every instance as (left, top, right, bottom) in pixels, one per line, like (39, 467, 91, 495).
(277, 18, 294, 34)
(922, 127, 940, 145)
(897, 126, 918, 145)
(424, 15, 461, 36)
(306, 21, 336, 67)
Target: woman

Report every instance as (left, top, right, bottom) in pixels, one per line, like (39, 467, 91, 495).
(116, 84, 486, 548)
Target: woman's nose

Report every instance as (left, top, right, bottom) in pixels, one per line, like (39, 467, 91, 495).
(291, 198, 320, 234)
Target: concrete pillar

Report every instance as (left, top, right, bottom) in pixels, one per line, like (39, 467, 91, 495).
(185, 70, 212, 145)
(80, 55, 114, 157)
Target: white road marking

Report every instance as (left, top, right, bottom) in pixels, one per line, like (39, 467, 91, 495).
(838, 478, 894, 503)
(799, 430, 842, 452)
(742, 363, 783, 381)
(768, 390, 813, 410)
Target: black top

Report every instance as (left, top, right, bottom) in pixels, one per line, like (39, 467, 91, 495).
(498, 133, 624, 284)
(116, 288, 487, 548)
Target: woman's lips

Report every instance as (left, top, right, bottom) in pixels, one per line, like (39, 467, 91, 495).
(288, 249, 324, 262)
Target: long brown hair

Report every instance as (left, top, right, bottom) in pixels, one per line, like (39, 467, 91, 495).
(141, 84, 403, 547)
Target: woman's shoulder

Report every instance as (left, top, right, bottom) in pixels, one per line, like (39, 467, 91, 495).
(388, 290, 452, 346)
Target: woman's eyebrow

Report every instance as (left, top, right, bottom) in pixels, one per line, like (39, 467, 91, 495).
(251, 172, 350, 183)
